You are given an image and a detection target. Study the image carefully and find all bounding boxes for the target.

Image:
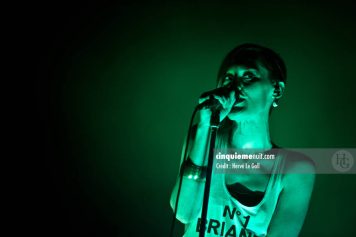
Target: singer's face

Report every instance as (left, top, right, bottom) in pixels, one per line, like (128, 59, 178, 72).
(219, 63, 275, 121)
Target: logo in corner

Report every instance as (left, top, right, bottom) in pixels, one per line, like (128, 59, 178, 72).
(332, 150, 354, 172)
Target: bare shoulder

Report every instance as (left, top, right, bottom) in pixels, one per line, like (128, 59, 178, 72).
(279, 149, 316, 173)
(278, 149, 316, 188)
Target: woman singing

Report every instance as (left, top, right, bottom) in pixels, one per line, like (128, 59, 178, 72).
(170, 44, 315, 237)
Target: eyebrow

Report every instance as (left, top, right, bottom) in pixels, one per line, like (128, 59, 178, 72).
(225, 69, 259, 77)
(243, 68, 259, 73)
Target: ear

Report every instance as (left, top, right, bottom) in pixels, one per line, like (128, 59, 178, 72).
(272, 81, 285, 99)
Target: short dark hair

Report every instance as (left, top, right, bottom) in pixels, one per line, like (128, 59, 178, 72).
(217, 43, 287, 85)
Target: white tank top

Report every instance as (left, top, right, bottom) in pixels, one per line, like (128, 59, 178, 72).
(183, 152, 285, 237)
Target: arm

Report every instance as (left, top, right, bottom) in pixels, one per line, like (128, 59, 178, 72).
(267, 160, 315, 237)
(170, 90, 236, 223)
(169, 123, 210, 224)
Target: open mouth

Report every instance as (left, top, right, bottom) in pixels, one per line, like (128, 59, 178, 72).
(233, 97, 245, 107)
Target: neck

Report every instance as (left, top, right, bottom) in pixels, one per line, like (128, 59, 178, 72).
(229, 117, 272, 150)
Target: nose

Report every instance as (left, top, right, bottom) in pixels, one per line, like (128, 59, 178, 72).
(229, 78, 243, 93)
(232, 78, 245, 100)
(223, 79, 241, 101)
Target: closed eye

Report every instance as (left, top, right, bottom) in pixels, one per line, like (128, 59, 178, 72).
(241, 72, 259, 83)
(222, 74, 234, 86)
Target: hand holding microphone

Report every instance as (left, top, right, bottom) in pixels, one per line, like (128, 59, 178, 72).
(197, 85, 237, 125)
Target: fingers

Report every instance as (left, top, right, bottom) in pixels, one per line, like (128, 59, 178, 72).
(212, 90, 235, 110)
(200, 86, 234, 99)
(197, 88, 236, 123)
(198, 96, 210, 104)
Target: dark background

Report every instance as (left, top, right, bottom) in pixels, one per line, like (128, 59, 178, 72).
(33, 0, 356, 236)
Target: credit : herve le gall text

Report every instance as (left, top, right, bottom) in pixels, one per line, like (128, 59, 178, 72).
(216, 162, 261, 169)
(215, 152, 275, 170)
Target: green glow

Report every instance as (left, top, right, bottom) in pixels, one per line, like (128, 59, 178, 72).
(42, 1, 356, 236)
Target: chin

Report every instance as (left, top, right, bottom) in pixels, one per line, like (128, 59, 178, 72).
(228, 107, 270, 123)
(227, 109, 248, 122)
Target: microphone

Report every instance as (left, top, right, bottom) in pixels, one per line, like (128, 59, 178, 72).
(196, 86, 236, 111)
(196, 96, 222, 111)
(199, 86, 232, 99)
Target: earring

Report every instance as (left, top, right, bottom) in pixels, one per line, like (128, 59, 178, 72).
(272, 101, 278, 107)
